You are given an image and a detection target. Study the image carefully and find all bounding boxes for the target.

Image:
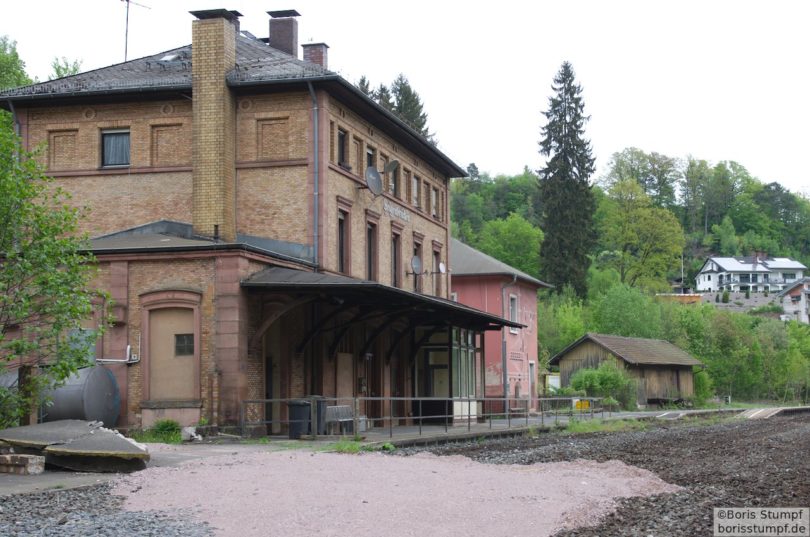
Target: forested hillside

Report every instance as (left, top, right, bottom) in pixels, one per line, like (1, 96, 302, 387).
(452, 150, 810, 402)
(453, 149, 810, 291)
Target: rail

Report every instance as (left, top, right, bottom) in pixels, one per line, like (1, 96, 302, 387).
(239, 396, 604, 439)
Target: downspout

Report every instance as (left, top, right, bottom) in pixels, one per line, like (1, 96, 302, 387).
(501, 273, 518, 401)
(307, 82, 320, 269)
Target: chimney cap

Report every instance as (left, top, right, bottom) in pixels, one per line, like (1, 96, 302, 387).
(302, 42, 330, 49)
(268, 9, 301, 18)
(190, 9, 242, 22)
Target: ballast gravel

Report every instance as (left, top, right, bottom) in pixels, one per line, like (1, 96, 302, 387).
(0, 483, 212, 537)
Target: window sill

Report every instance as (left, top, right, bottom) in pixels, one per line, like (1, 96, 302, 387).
(99, 165, 131, 170)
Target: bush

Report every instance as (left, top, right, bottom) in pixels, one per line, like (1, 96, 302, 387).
(745, 289, 751, 299)
(715, 294, 720, 303)
(570, 361, 636, 410)
(692, 368, 714, 405)
(153, 419, 181, 435)
(722, 290, 730, 303)
(552, 386, 586, 397)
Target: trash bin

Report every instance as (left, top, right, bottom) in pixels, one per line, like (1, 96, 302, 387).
(308, 395, 328, 435)
(288, 399, 311, 439)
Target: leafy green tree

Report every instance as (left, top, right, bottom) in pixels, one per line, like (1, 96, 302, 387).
(602, 148, 679, 209)
(586, 264, 620, 301)
(49, 57, 82, 80)
(0, 36, 32, 135)
(0, 36, 31, 90)
(703, 162, 738, 234)
(0, 130, 103, 427)
(592, 284, 662, 338)
(537, 286, 587, 356)
(600, 178, 684, 289)
(537, 62, 596, 298)
(680, 157, 711, 234)
(477, 213, 543, 278)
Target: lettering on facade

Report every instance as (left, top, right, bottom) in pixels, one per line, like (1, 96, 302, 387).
(383, 199, 411, 222)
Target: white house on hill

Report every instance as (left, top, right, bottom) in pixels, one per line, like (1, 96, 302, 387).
(695, 256, 806, 293)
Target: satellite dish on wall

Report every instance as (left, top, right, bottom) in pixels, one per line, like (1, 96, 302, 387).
(365, 166, 383, 196)
(384, 160, 400, 174)
(439, 262, 446, 274)
(410, 255, 422, 274)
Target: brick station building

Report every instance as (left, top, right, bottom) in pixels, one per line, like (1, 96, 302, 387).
(1, 9, 517, 430)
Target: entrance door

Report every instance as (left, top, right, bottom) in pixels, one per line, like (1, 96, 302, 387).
(420, 349, 449, 422)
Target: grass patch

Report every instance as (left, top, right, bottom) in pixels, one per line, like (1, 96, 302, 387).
(129, 418, 182, 444)
(241, 436, 271, 444)
(323, 439, 396, 454)
(564, 418, 648, 435)
(329, 439, 363, 453)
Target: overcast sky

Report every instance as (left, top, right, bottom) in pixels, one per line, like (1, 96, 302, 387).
(2, 1, 808, 194)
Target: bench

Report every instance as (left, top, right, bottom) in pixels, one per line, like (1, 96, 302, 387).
(325, 405, 354, 435)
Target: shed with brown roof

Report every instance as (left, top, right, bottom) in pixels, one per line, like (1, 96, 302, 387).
(549, 333, 703, 405)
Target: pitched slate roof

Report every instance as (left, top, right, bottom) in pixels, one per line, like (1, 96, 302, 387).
(549, 333, 703, 367)
(0, 35, 331, 100)
(449, 238, 550, 288)
(0, 29, 465, 178)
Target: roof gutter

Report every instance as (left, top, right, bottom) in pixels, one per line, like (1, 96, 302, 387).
(0, 84, 193, 108)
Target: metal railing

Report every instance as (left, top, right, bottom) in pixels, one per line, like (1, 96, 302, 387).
(239, 396, 605, 439)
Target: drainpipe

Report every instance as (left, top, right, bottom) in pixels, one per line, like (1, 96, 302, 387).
(307, 82, 320, 269)
(501, 274, 517, 402)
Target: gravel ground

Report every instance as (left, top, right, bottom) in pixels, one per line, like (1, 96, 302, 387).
(0, 482, 212, 537)
(3, 413, 805, 536)
(403, 413, 810, 536)
(111, 450, 676, 537)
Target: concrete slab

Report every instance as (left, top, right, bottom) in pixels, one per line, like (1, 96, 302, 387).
(0, 420, 100, 449)
(0, 420, 149, 473)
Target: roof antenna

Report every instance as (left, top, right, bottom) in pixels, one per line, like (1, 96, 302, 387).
(121, 0, 151, 61)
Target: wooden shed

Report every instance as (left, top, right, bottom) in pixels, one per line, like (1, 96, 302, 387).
(549, 333, 703, 405)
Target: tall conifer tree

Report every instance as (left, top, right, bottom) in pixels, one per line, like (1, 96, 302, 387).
(538, 62, 596, 297)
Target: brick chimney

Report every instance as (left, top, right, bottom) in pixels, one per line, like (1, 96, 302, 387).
(267, 10, 300, 57)
(302, 43, 329, 68)
(190, 9, 240, 241)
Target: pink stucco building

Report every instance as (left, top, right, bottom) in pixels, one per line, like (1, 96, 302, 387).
(450, 239, 550, 410)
